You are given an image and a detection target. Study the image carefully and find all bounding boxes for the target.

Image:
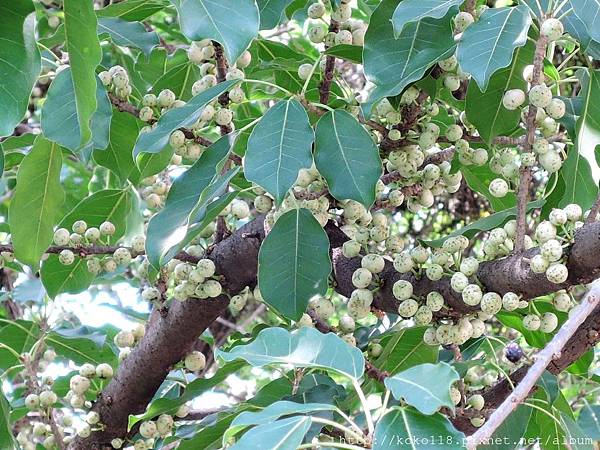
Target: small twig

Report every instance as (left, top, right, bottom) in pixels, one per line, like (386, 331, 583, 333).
(467, 281, 600, 449)
(319, 20, 339, 104)
(514, 35, 548, 253)
(365, 361, 389, 383)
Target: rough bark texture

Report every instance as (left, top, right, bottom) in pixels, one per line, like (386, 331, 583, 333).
(69, 219, 266, 449)
(70, 218, 600, 448)
(333, 221, 600, 318)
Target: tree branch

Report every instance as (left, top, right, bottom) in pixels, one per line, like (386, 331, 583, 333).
(67, 216, 600, 447)
(68, 219, 266, 449)
(466, 281, 600, 448)
(514, 35, 548, 253)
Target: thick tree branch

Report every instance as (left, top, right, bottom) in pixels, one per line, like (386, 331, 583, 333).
(68, 219, 266, 449)
(67, 217, 600, 447)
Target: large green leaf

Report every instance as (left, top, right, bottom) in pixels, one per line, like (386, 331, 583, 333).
(47, 327, 118, 366)
(128, 361, 245, 429)
(457, 5, 531, 91)
(98, 17, 159, 55)
(480, 404, 532, 450)
(557, 145, 599, 210)
(216, 327, 365, 380)
(41, 68, 112, 153)
(0, 389, 17, 449)
(314, 110, 382, 207)
(384, 363, 460, 415)
(566, 69, 600, 202)
(372, 328, 439, 374)
(227, 400, 337, 440)
(133, 79, 239, 156)
(0, 1, 41, 137)
(466, 43, 534, 144)
(229, 416, 311, 450)
(63, 0, 102, 147)
(245, 99, 314, 204)
(151, 61, 200, 102)
(145, 135, 232, 269)
(257, 0, 295, 29)
(40, 256, 96, 299)
(97, 0, 169, 21)
(93, 110, 142, 184)
(569, 0, 600, 44)
(9, 137, 64, 268)
(577, 402, 600, 440)
(391, 0, 463, 36)
(0, 320, 39, 370)
(374, 407, 465, 450)
(363, 0, 456, 110)
(169, 0, 259, 62)
(258, 208, 331, 320)
(59, 189, 132, 242)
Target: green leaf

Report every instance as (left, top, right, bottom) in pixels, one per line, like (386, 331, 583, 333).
(384, 362, 460, 415)
(151, 61, 201, 102)
(133, 79, 239, 156)
(59, 189, 132, 242)
(145, 135, 232, 269)
(245, 99, 314, 204)
(569, 0, 600, 44)
(169, 0, 259, 62)
(128, 361, 245, 429)
(461, 164, 517, 211)
(258, 208, 331, 320)
(93, 110, 142, 184)
(257, 0, 295, 29)
(40, 256, 96, 299)
(566, 69, 600, 202)
(457, 5, 532, 91)
(392, 0, 464, 37)
(216, 326, 365, 380)
(371, 327, 439, 374)
(0, 1, 41, 137)
(98, 17, 159, 55)
(314, 110, 382, 207)
(47, 328, 117, 366)
(363, 0, 456, 111)
(537, 371, 559, 405)
(63, 0, 102, 147)
(323, 44, 363, 63)
(480, 404, 532, 450)
(466, 43, 534, 144)
(41, 68, 112, 153)
(229, 416, 311, 450)
(137, 148, 175, 179)
(374, 407, 465, 450)
(9, 137, 64, 268)
(227, 400, 336, 440)
(0, 389, 17, 449)
(557, 145, 599, 210)
(560, 413, 594, 450)
(423, 198, 545, 247)
(577, 402, 600, 440)
(97, 0, 169, 21)
(0, 320, 39, 370)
